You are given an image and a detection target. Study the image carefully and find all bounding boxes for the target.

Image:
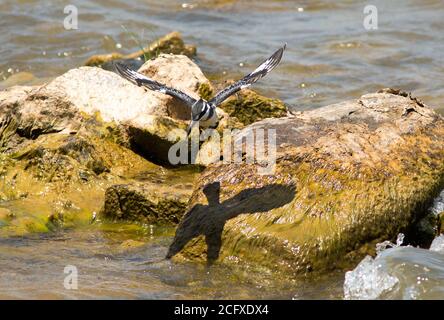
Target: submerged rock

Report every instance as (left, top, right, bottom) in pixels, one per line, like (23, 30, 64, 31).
(84, 31, 197, 69)
(168, 89, 444, 275)
(0, 72, 41, 90)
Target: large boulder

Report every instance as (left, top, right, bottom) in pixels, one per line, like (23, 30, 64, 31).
(42, 64, 186, 163)
(0, 82, 197, 236)
(33, 57, 218, 164)
(168, 89, 444, 275)
(32, 54, 287, 165)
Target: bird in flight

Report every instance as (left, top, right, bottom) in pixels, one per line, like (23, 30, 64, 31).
(114, 44, 286, 136)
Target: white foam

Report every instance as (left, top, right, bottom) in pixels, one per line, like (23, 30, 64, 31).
(429, 234, 444, 254)
(376, 233, 405, 254)
(344, 255, 399, 300)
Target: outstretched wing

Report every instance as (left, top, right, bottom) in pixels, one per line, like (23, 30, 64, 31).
(209, 44, 286, 106)
(114, 62, 197, 107)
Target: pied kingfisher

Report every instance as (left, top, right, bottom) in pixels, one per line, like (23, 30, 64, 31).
(115, 44, 286, 136)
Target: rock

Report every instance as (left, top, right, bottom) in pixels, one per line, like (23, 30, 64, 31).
(0, 72, 41, 90)
(168, 89, 444, 275)
(0, 85, 81, 140)
(0, 126, 157, 236)
(219, 89, 289, 125)
(138, 54, 213, 120)
(0, 53, 241, 167)
(0, 208, 13, 221)
(407, 212, 438, 248)
(101, 181, 193, 225)
(118, 239, 146, 251)
(84, 31, 196, 69)
(44, 57, 227, 164)
(0, 82, 199, 236)
(85, 53, 126, 69)
(44, 66, 165, 122)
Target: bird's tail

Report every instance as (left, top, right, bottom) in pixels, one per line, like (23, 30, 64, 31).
(114, 62, 144, 86)
(186, 120, 199, 137)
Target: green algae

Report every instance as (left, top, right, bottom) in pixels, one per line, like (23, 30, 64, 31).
(84, 53, 125, 68)
(178, 155, 444, 274)
(101, 183, 190, 225)
(0, 108, 189, 237)
(0, 116, 17, 152)
(173, 100, 444, 276)
(220, 90, 288, 126)
(198, 82, 214, 101)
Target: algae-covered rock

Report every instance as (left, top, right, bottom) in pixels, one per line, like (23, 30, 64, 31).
(219, 89, 289, 126)
(102, 182, 192, 225)
(168, 89, 444, 275)
(0, 53, 240, 173)
(44, 57, 223, 164)
(0, 120, 158, 236)
(84, 31, 196, 68)
(100, 166, 199, 224)
(0, 80, 199, 236)
(0, 72, 42, 90)
(85, 53, 126, 69)
(43, 65, 186, 162)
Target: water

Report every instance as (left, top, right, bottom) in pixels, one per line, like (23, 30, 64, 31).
(0, 223, 344, 299)
(344, 237, 444, 300)
(344, 191, 444, 300)
(1, 0, 444, 299)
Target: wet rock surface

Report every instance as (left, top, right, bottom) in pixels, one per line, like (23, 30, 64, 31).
(0, 47, 290, 236)
(0, 70, 200, 235)
(169, 89, 444, 275)
(219, 89, 289, 125)
(102, 182, 191, 225)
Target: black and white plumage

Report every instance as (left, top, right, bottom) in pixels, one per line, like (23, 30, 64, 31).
(114, 44, 286, 136)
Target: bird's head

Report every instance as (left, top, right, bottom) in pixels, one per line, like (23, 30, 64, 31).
(191, 99, 206, 119)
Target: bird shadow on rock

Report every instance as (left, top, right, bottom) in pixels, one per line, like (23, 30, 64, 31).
(166, 181, 296, 264)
